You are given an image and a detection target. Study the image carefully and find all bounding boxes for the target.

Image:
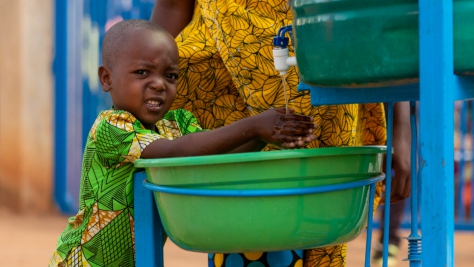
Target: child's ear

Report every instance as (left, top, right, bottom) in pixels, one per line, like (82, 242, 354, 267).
(98, 65, 112, 92)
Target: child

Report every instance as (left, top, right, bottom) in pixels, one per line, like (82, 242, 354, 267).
(48, 19, 317, 267)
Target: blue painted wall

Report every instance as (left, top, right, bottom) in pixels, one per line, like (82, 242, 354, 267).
(54, 0, 155, 214)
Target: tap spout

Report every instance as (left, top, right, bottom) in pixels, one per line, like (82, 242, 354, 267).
(273, 25, 297, 76)
(273, 47, 297, 76)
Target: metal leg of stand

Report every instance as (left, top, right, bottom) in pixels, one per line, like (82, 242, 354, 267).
(365, 183, 377, 267)
(381, 102, 394, 267)
(404, 102, 422, 266)
(134, 171, 164, 267)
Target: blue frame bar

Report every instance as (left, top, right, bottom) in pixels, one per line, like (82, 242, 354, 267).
(419, 1, 455, 266)
(299, 77, 474, 106)
(142, 174, 385, 197)
(134, 171, 164, 267)
(454, 76, 474, 101)
(298, 83, 420, 105)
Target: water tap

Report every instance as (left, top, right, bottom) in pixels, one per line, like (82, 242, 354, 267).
(273, 25, 297, 76)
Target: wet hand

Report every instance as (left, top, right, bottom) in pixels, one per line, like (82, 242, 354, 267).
(257, 108, 317, 147)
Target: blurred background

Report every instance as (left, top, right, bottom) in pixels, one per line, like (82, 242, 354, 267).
(0, 0, 156, 216)
(0, 0, 473, 266)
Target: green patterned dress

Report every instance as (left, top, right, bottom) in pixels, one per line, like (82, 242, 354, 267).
(48, 109, 204, 267)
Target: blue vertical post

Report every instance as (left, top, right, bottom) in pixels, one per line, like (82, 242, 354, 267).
(419, 0, 455, 266)
(405, 101, 421, 266)
(382, 102, 394, 267)
(134, 171, 164, 267)
(364, 183, 376, 267)
(54, 0, 79, 214)
(53, 0, 68, 213)
(471, 101, 474, 218)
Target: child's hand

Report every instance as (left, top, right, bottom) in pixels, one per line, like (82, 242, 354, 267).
(256, 108, 317, 148)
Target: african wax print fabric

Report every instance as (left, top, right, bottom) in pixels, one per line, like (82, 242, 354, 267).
(48, 109, 204, 267)
(172, 0, 387, 266)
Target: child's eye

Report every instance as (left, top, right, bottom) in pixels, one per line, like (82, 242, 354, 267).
(135, 70, 148, 76)
(166, 73, 179, 81)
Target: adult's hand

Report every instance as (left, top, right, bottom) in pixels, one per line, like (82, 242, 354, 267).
(381, 101, 411, 204)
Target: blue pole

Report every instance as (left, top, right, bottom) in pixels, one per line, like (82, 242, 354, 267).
(134, 172, 164, 267)
(365, 183, 376, 267)
(53, 0, 74, 214)
(382, 102, 393, 267)
(405, 101, 421, 267)
(419, 0, 455, 266)
(471, 101, 474, 218)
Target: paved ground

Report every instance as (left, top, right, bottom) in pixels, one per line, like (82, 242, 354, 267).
(1, 208, 473, 266)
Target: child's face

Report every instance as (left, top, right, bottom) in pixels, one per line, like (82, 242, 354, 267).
(99, 29, 179, 130)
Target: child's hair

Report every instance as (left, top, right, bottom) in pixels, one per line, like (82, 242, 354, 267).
(101, 19, 170, 67)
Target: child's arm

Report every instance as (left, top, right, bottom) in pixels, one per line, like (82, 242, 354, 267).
(226, 139, 267, 154)
(141, 108, 316, 158)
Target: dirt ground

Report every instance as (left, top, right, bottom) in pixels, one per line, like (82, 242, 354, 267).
(1, 207, 473, 267)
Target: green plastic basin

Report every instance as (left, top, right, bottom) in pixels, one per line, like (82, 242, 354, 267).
(291, 0, 474, 87)
(135, 146, 386, 253)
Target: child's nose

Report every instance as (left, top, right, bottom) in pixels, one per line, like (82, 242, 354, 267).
(149, 77, 166, 91)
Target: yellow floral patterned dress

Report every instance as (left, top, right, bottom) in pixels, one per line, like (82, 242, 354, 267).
(171, 0, 386, 266)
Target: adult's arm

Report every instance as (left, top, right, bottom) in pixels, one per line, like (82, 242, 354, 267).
(386, 101, 411, 203)
(150, 0, 196, 37)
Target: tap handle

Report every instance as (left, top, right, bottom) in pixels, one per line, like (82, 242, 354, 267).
(273, 36, 289, 48)
(273, 25, 293, 48)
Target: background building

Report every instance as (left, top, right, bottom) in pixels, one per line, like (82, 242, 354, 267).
(0, 0, 54, 213)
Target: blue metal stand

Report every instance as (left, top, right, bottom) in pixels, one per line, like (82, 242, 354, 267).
(300, 82, 408, 267)
(297, 1, 474, 266)
(419, 1, 455, 266)
(365, 183, 377, 267)
(134, 171, 164, 267)
(404, 101, 422, 266)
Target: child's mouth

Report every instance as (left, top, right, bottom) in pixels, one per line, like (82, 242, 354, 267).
(145, 99, 163, 110)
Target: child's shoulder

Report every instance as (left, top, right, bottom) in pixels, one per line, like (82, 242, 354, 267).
(88, 109, 143, 140)
(163, 109, 197, 121)
(94, 109, 138, 128)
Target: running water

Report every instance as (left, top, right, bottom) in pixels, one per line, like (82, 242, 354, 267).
(281, 74, 289, 114)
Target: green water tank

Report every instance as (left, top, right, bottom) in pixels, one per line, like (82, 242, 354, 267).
(291, 0, 474, 87)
